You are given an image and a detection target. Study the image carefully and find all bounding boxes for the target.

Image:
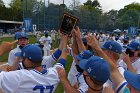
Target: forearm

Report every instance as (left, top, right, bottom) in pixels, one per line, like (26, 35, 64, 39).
(72, 37, 79, 56)
(76, 37, 86, 52)
(58, 38, 63, 51)
(93, 46, 116, 70)
(60, 78, 80, 93)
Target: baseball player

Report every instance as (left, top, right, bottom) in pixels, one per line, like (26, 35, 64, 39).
(67, 33, 93, 91)
(8, 32, 29, 66)
(0, 32, 68, 93)
(39, 31, 52, 56)
(66, 27, 91, 92)
(7, 31, 65, 71)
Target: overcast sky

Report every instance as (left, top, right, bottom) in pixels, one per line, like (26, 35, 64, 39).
(3, 0, 140, 12)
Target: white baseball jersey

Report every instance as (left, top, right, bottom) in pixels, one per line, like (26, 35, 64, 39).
(132, 58, 140, 74)
(39, 36, 52, 50)
(134, 36, 140, 43)
(51, 30, 56, 40)
(68, 60, 79, 86)
(98, 34, 106, 46)
(41, 54, 57, 69)
(0, 61, 65, 93)
(67, 49, 88, 93)
(8, 46, 21, 66)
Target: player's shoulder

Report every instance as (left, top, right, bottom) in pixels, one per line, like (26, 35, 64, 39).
(47, 67, 59, 76)
(132, 57, 140, 64)
(9, 47, 21, 54)
(1, 69, 29, 77)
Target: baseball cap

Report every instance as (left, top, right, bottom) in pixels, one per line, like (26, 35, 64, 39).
(75, 50, 93, 61)
(15, 32, 28, 40)
(101, 40, 122, 54)
(15, 44, 43, 63)
(124, 41, 140, 50)
(124, 70, 140, 91)
(78, 56, 110, 83)
(44, 31, 48, 35)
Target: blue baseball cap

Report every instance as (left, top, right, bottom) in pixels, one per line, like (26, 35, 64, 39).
(124, 41, 140, 50)
(15, 44, 43, 63)
(75, 50, 93, 61)
(78, 56, 110, 83)
(101, 40, 122, 54)
(15, 32, 28, 40)
(124, 70, 140, 91)
(44, 31, 48, 35)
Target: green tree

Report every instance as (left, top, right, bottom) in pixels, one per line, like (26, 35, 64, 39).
(84, 0, 92, 6)
(0, 0, 4, 6)
(92, 0, 101, 8)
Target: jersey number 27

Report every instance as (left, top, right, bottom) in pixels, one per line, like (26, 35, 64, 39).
(33, 85, 54, 93)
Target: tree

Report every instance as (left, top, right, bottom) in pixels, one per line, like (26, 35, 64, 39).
(92, 0, 101, 8)
(84, 0, 92, 6)
(0, 0, 4, 6)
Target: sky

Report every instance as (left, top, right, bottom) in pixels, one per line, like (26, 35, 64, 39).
(3, 0, 140, 12)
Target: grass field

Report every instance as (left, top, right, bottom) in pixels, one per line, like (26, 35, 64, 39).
(0, 35, 73, 93)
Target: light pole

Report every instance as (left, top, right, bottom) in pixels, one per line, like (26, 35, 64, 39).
(44, 0, 46, 31)
(21, 0, 24, 21)
(37, 2, 40, 31)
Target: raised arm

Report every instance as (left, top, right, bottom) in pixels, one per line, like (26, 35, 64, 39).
(74, 27, 86, 52)
(71, 30, 79, 57)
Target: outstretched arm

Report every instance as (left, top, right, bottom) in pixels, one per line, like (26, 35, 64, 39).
(86, 35, 125, 87)
(0, 40, 17, 56)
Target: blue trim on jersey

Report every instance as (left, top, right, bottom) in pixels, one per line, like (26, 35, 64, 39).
(116, 82, 128, 93)
(56, 63, 64, 68)
(52, 49, 62, 61)
(78, 89, 84, 93)
(69, 48, 73, 56)
(76, 73, 82, 81)
(58, 58, 66, 68)
(33, 69, 48, 75)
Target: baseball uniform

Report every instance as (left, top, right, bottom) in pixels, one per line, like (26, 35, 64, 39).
(0, 58, 66, 93)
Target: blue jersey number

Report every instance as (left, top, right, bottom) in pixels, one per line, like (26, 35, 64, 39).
(33, 85, 54, 93)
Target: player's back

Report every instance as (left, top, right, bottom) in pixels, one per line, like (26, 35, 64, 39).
(0, 68, 59, 93)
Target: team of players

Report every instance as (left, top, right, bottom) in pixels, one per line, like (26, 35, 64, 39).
(0, 28, 140, 93)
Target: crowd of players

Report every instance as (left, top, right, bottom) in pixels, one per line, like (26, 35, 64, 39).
(0, 27, 139, 93)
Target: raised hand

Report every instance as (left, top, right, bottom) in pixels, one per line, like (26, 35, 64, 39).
(73, 26, 81, 38)
(86, 34, 99, 49)
(0, 40, 18, 55)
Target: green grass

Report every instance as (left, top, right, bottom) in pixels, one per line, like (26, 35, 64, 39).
(0, 35, 73, 93)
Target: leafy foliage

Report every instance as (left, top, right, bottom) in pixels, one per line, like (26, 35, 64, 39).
(0, 0, 140, 31)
